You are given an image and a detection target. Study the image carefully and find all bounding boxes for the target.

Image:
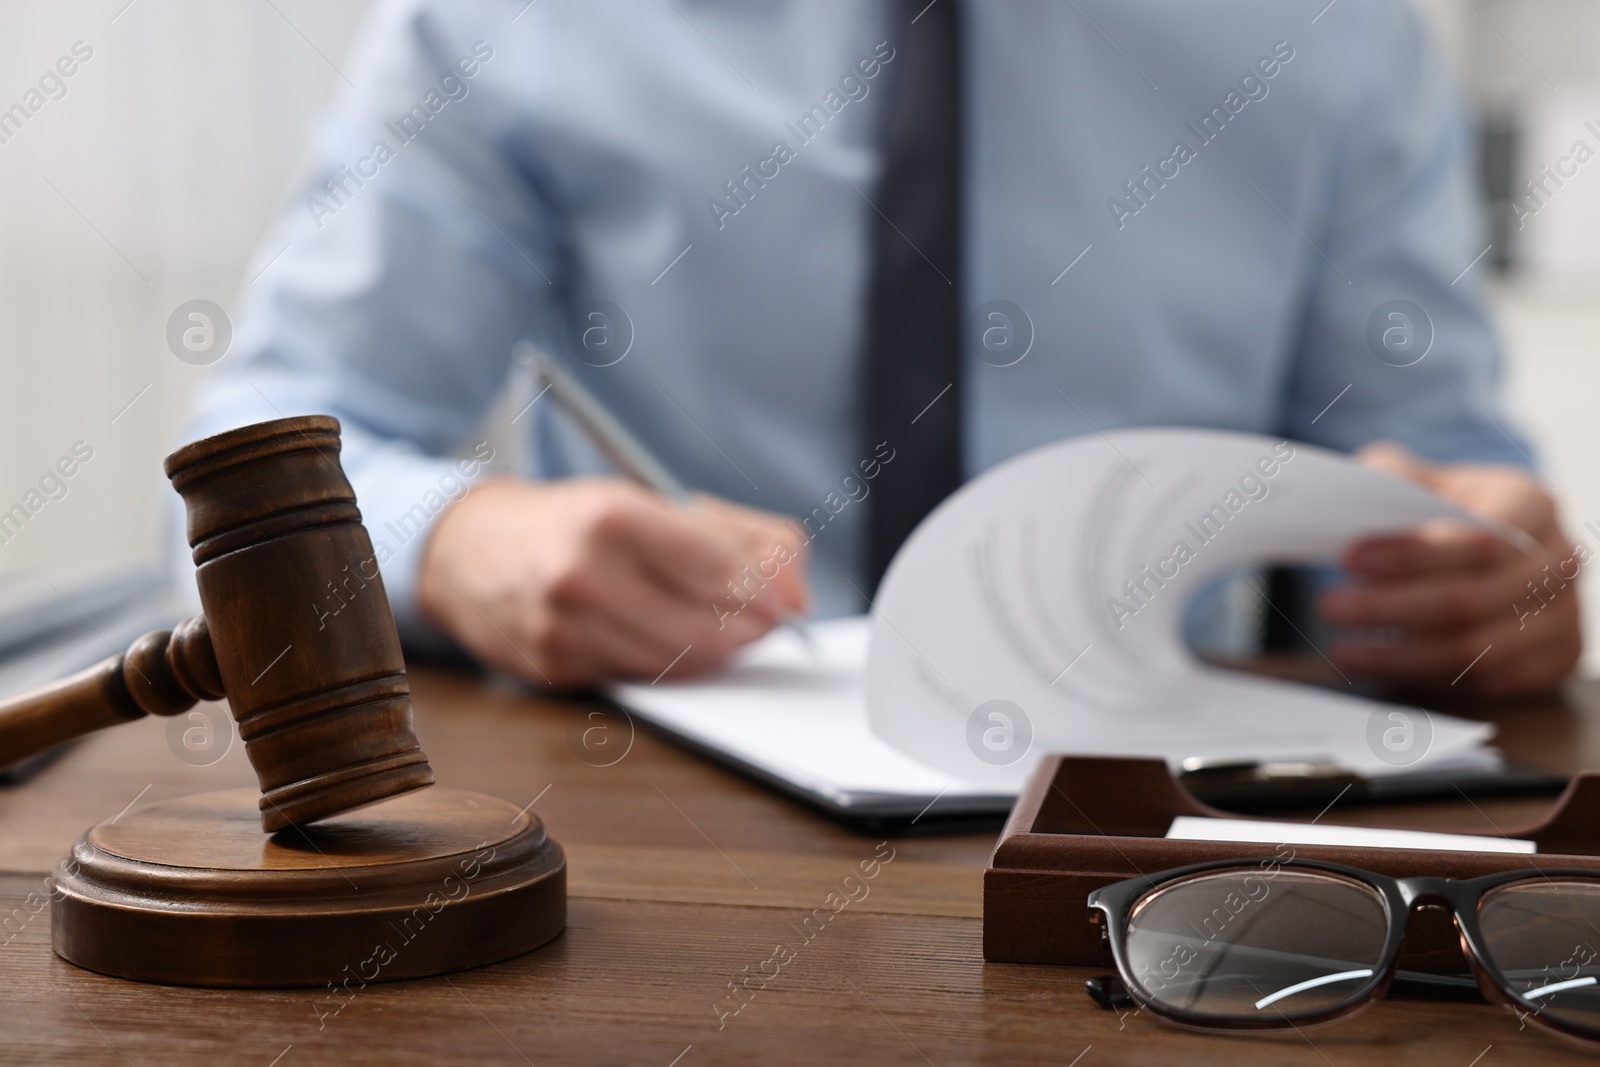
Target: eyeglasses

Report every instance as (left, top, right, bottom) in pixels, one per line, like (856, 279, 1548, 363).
(1086, 857, 1600, 1046)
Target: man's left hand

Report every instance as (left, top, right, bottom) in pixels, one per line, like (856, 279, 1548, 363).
(1318, 442, 1583, 698)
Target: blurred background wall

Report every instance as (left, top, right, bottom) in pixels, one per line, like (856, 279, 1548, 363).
(1431, 0, 1600, 671)
(2, 0, 1600, 662)
(0, 0, 374, 597)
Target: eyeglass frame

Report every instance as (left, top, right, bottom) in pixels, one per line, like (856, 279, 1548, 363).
(1086, 855, 1600, 1044)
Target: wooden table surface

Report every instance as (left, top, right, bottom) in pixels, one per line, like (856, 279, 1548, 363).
(3, 662, 1600, 1065)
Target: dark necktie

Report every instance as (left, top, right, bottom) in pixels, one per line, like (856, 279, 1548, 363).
(864, 0, 963, 592)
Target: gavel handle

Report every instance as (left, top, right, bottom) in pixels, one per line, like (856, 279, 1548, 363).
(0, 615, 224, 774)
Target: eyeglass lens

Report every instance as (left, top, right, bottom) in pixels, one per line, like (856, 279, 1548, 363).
(1123, 869, 1389, 1019)
(1478, 879, 1600, 1034)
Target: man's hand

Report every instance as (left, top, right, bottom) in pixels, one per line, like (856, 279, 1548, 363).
(418, 477, 809, 687)
(1318, 442, 1583, 698)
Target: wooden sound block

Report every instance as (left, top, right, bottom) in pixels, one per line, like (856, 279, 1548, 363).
(51, 787, 565, 988)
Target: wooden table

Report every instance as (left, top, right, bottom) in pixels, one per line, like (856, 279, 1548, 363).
(3, 663, 1599, 1065)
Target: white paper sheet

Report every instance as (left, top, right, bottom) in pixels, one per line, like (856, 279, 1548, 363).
(866, 429, 1505, 789)
(1166, 816, 1535, 855)
(609, 618, 1008, 815)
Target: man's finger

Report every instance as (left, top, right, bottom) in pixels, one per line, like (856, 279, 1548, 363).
(1331, 623, 1504, 684)
(1320, 560, 1536, 630)
(1341, 528, 1518, 579)
(1354, 440, 1435, 481)
(600, 493, 748, 601)
(1333, 607, 1578, 697)
(561, 604, 691, 680)
(584, 549, 787, 656)
(688, 496, 812, 616)
(565, 556, 721, 657)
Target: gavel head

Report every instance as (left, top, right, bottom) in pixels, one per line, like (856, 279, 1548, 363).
(164, 415, 434, 832)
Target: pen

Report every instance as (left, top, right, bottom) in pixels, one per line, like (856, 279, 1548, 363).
(1177, 756, 1364, 807)
(515, 341, 817, 655)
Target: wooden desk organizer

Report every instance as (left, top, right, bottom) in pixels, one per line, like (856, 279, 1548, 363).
(984, 755, 1600, 974)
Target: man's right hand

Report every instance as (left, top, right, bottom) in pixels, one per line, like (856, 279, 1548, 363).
(417, 477, 809, 688)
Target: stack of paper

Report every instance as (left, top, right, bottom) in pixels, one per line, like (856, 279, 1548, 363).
(613, 430, 1514, 819)
(866, 429, 1507, 790)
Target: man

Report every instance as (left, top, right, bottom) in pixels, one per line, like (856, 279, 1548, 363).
(183, 0, 1581, 695)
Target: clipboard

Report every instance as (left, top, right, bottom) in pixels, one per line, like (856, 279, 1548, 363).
(984, 755, 1600, 973)
(605, 616, 1568, 833)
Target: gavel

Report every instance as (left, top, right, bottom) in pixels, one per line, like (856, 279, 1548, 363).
(0, 414, 434, 831)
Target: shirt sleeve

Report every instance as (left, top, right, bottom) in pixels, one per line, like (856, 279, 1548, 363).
(1280, 3, 1535, 470)
(177, 2, 558, 649)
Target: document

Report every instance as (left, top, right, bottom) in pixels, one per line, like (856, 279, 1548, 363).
(613, 429, 1516, 817)
(610, 618, 1012, 818)
(866, 429, 1509, 789)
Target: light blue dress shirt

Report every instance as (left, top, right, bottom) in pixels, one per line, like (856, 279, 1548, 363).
(182, 0, 1531, 643)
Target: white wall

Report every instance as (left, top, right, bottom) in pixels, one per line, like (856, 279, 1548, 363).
(1498, 284, 1600, 671)
(1426, 0, 1600, 669)
(0, 0, 371, 592)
